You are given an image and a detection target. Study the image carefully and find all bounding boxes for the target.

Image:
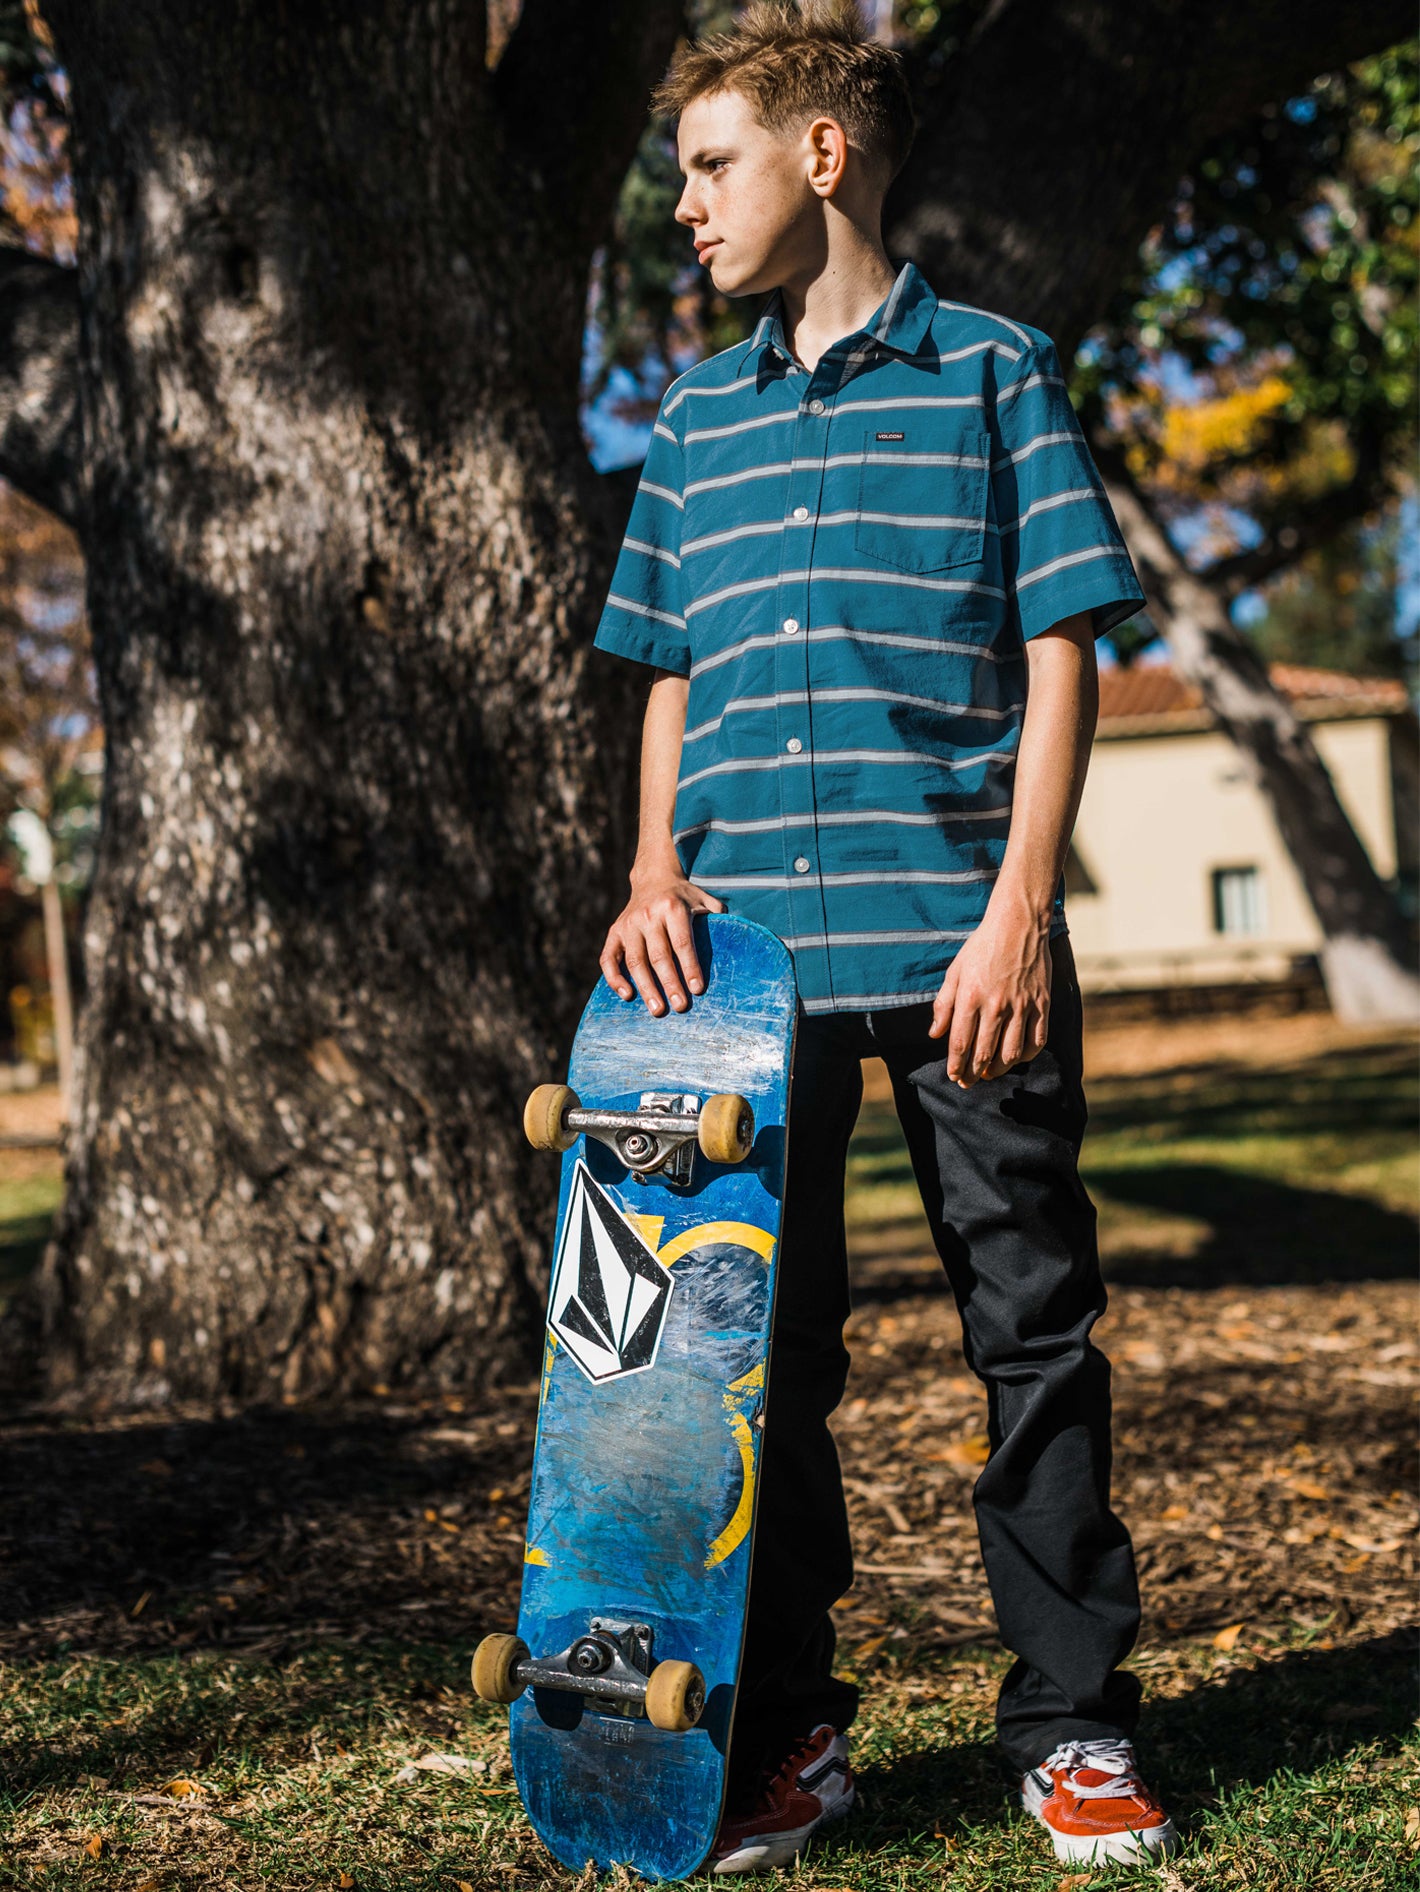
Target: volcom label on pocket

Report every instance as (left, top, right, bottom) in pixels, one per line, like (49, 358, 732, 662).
(875, 430, 905, 440)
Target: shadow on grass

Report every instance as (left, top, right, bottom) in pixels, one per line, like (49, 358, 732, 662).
(1085, 1041, 1417, 1149)
(0, 1403, 532, 1661)
(0, 1639, 471, 1800)
(817, 1630, 1417, 1859)
(1, 1629, 1412, 1845)
(1089, 1162, 1418, 1286)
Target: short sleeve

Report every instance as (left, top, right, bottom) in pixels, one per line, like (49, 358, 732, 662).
(593, 405, 689, 675)
(991, 339, 1145, 643)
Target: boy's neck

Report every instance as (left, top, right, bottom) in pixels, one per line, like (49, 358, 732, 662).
(777, 228, 899, 374)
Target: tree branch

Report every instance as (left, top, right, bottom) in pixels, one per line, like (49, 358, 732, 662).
(0, 247, 82, 530)
(493, 0, 684, 252)
(890, 0, 1415, 357)
(1197, 434, 1390, 596)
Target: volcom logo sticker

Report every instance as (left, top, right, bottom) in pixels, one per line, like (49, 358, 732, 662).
(549, 1163, 674, 1384)
(875, 430, 905, 440)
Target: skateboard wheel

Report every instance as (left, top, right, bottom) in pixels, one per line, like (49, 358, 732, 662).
(471, 1632, 529, 1704)
(644, 1658, 706, 1732)
(524, 1083, 579, 1153)
(698, 1093, 754, 1166)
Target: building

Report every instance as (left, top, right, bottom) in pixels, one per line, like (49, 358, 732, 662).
(1067, 662, 1418, 995)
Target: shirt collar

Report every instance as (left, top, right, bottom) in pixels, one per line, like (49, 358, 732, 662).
(735, 259, 937, 372)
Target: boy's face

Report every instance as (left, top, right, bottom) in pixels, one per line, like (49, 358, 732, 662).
(674, 89, 829, 296)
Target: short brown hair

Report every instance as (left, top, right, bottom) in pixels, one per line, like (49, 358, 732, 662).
(652, 2, 916, 185)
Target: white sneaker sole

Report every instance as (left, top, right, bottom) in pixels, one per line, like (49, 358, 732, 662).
(710, 1785, 856, 1875)
(1022, 1776, 1177, 1865)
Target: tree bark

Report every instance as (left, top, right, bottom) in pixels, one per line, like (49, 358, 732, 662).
(21, 0, 676, 1406)
(1105, 470, 1420, 1024)
(1, 0, 1411, 1405)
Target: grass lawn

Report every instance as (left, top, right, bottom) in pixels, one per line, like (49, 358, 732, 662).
(1, 1626, 1414, 1890)
(1, 1015, 1416, 1887)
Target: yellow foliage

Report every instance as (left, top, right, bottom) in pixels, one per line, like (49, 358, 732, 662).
(1161, 376, 1294, 473)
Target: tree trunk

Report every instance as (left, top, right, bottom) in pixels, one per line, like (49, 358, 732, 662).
(2, 0, 1412, 1406)
(1106, 474, 1420, 1025)
(25, 0, 670, 1406)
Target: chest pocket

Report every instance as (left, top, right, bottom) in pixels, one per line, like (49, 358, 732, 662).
(855, 427, 992, 575)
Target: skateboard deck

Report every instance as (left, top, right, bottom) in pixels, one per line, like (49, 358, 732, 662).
(494, 914, 797, 1881)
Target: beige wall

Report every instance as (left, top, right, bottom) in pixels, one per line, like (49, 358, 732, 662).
(1065, 714, 1400, 990)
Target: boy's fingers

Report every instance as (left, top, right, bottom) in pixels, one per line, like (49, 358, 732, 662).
(946, 994, 981, 1084)
(688, 883, 726, 914)
(644, 917, 690, 1013)
(969, 1005, 1004, 1079)
(599, 932, 635, 1002)
(928, 968, 959, 1040)
(996, 1008, 1028, 1072)
(664, 904, 705, 996)
(621, 932, 668, 1018)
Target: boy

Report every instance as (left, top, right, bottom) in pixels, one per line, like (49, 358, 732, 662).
(592, 3, 1176, 1875)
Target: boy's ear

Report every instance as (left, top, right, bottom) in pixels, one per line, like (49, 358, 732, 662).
(803, 114, 850, 199)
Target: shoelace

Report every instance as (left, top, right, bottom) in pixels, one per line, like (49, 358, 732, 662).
(749, 1730, 828, 1812)
(1042, 1737, 1146, 1801)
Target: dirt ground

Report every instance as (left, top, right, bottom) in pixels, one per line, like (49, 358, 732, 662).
(0, 1011, 1413, 1676)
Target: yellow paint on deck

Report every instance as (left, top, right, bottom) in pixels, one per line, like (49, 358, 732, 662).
(657, 1221, 776, 1268)
(624, 1212, 666, 1251)
(540, 1333, 558, 1405)
(705, 1409, 755, 1570)
(524, 1545, 550, 1567)
(726, 1360, 765, 1395)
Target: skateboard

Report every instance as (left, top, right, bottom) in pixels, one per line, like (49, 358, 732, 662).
(472, 913, 797, 1881)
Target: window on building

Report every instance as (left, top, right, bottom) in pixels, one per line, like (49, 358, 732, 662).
(1212, 865, 1266, 936)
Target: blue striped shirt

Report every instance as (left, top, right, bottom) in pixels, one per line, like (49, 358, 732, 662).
(593, 261, 1145, 1013)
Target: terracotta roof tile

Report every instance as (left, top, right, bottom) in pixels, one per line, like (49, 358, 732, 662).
(1097, 660, 1410, 734)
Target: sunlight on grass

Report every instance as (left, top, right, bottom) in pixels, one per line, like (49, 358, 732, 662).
(1, 1631, 1414, 1889)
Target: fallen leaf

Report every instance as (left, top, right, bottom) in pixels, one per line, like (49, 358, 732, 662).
(1055, 1875, 1095, 1890)
(84, 1834, 104, 1859)
(134, 1880, 161, 1892)
(308, 1036, 361, 1090)
(1286, 1479, 1332, 1502)
(339, 1874, 355, 1890)
(455, 1882, 476, 1892)
(393, 1751, 483, 1784)
(853, 1635, 888, 1661)
(1404, 1805, 1420, 1842)
(1160, 1503, 1190, 1521)
(130, 1589, 153, 1617)
(1212, 1622, 1245, 1651)
(159, 1777, 205, 1798)
(923, 1435, 990, 1469)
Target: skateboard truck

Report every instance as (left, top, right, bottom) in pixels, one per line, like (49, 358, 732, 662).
(524, 1084, 754, 1184)
(472, 1620, 707, 1732)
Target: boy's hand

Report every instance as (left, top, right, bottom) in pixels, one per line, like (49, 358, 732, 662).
(600, 867, 726, 1017)
(928, 908, 1053, 1088)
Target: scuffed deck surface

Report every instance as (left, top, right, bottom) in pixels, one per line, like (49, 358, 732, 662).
(511, 916, 797, 1881)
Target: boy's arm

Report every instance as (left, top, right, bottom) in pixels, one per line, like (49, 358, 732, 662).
(928, 609, 1098, 1087)
(600, 670, 725, 1017)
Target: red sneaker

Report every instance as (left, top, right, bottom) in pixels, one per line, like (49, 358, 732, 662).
(710, 1723, 855, 1874)
(1022, 1737, 1177, 1865)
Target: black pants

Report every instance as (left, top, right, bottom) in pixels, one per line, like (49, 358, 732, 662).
(733, 933, 1142, 1780)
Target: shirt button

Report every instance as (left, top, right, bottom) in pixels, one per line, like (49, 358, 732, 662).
(781, 616, 800, 634)
(793, 857, 811, 874)
(807, 398, 825, 415)
(786, 737, 803, 754)
(792, 506, 809, 521)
